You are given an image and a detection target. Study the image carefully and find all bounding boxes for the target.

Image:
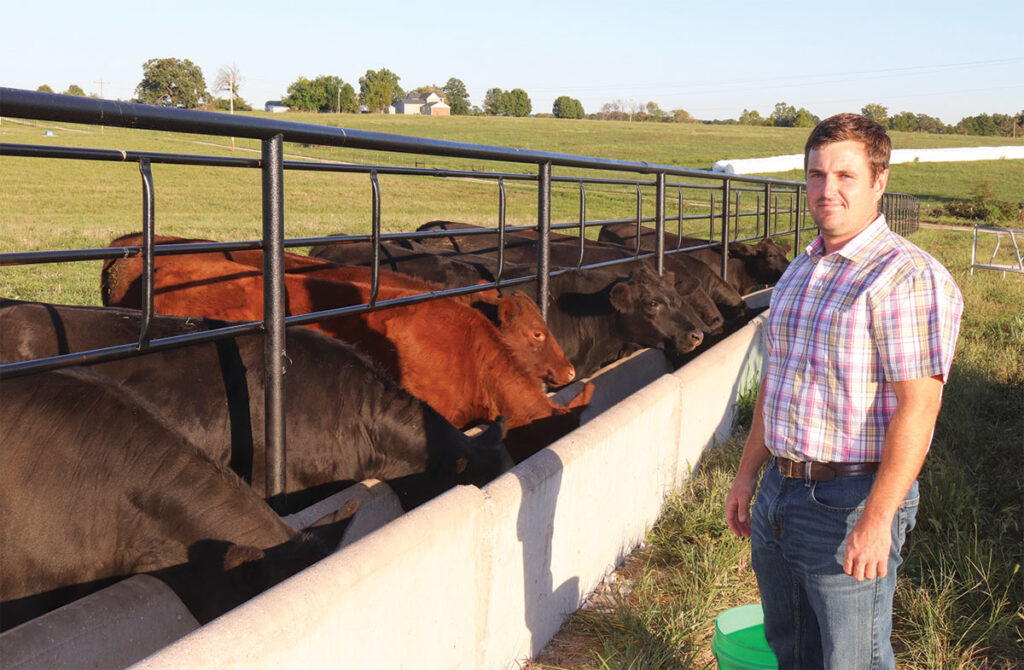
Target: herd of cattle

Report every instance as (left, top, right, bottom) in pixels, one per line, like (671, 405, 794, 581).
(0, 221, 790, 632)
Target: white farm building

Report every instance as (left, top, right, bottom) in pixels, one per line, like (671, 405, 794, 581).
(394, 92, 450, 116)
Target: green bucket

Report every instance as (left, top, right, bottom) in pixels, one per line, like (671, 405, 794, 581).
(711, 604, 778, 670)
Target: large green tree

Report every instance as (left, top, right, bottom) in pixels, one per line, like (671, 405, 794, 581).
(888, 110, 919, 132)
(768, 101, 817, 128)
(135, 58, 209, 108)
(793, 108, 820, 128)
(861, 103, 888, 124)
(359, 68, 403, 113)
(738, 109, 765, 125)
(283, 75, 356, 112)
(483, 88, 505, 115)
(552, 95, 584, 119)
(769, 102, 797, 127)
(64, 84, 86, 96)
(504, 88, 531, 117)
(442, 77, 471, 115)
(956, 113, 1000, 136)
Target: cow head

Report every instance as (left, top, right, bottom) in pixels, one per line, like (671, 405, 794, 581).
(498, 291, 576, 387)
(608, 266, 704, 357)
(729, 237, 791, 284)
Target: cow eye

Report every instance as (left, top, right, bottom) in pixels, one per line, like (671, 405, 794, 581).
(647, 299, 659, 309)
(532, 331, 545, 341)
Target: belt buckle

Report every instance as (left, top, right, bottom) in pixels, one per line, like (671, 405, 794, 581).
(777, 458, 800, 479)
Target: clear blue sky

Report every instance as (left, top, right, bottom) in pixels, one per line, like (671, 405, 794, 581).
(2, 0, 1020, 124)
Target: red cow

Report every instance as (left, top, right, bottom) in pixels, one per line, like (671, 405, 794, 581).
(102, 234, 574, 387)
(103, 252, 593, 434)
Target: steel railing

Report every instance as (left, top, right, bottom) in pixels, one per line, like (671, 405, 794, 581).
(0, 87, 918, 510)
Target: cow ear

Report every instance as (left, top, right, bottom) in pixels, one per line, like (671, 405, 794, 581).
(609, 281, 634, 311)
(498, 292, 526, 324)
(731, 243, 755, 256)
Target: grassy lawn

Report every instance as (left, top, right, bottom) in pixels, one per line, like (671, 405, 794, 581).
(529, 228, 1023, 670)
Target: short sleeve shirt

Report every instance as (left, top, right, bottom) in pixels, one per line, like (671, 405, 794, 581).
(763, 215, 963, 463)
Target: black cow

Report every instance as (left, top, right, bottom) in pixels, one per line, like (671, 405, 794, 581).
(410, 222, 739, 333)
(512, 265, 705, 378)
(307, 238, 498, 288)
(598, 222, 791, 294)
(0, 367, 355, 631)
(0, 299, 510, 511)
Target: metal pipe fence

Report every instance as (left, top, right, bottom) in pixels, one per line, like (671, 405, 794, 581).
(0, 88, 919, 510)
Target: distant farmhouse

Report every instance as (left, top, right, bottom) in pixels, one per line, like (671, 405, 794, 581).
(264, 101, 289, 113)
(393, 92, 450, 116)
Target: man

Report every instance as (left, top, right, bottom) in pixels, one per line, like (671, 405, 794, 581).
(724, 113, 963, 669)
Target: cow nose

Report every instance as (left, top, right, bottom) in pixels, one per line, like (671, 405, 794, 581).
(565, 365, 576, 382)
(691, 331, 704, 346)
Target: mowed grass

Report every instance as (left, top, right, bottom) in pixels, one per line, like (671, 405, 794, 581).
(529, 228, 1023, 670)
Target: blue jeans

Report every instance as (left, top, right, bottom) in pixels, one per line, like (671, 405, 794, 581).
(750, 461, 919, 670)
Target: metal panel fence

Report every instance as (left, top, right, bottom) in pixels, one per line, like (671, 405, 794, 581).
(0, 88, 918, 510)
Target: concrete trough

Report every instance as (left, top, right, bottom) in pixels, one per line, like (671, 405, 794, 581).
(1, 309, 769, 670)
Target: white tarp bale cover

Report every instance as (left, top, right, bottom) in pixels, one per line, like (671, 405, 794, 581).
(712, 146, 1024, 175)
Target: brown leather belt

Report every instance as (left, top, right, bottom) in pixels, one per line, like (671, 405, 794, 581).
(775, 456, 880, 482)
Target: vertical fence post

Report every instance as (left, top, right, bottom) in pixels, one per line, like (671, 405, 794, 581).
(261, 133, 287, 514)
(793, 186, 804, 253)
(138, 159, 155, 348)
(733, 190, 741, 240)
(763, 183, 771, 240)
(970, 226, 978, 275)
(497, 178, 506, 283)
(720, 179, 731, 283)
(676, 186, 684, 244)
(709, 191, 716, 240)
(634, 184, 643, 255)
(655, 173, 666, 275)
(537, 161, 551, 321)
(577, 180, 586, 268)
(369, 170, 381, 305)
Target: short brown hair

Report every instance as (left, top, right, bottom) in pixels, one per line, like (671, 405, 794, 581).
(804, 113, 891, 180)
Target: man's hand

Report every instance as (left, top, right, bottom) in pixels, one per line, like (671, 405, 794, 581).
(843, 513, 893, 580)
(725, 378, 770, 539)
(725, 477, 757, 538)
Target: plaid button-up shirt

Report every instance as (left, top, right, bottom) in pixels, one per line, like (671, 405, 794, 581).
(763, 215, 963, 463)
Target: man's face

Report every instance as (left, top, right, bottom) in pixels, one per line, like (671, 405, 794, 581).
(806, 140, 889, 252)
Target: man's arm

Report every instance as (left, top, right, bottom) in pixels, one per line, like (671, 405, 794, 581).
(843, 374, 945, 581)
(726, 378, 771, 538)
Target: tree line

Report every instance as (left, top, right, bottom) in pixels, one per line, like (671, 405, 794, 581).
(720, 101, 1024, 137)
(33, 58, 1024, 136)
